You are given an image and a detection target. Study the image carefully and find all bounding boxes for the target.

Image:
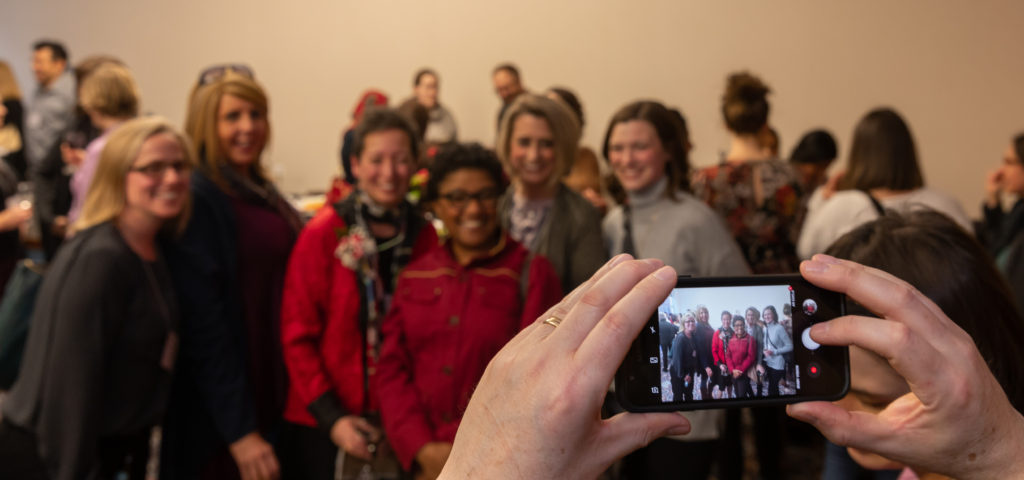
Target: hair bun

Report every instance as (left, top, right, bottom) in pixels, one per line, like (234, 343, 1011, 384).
(722, 72, 771, 135)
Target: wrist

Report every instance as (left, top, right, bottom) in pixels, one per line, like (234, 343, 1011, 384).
(960, 410, 1024, 480)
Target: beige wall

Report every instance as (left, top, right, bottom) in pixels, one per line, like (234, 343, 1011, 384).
(3, 0, 1023, 215)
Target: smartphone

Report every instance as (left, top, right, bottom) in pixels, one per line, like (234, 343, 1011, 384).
(615, 274, 849, 411)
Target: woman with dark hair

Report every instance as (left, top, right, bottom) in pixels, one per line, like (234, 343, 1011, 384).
(798, 108, 971, 259)
(375, 143, 561, 479)
(161, 70, 301, 480)
(496, 94, 606, 293)
(278, 108, 438, 478)
(710, 310, 735, 399)
(726, 316, 757, 399)
(760, 305, 791, 397)
(602, 100, 747, 479)
(981, 132, 1024, 308)
(602, 100, 747, 277)
(744, 306, 765, 396)
(789, 129, 838, 194)
(0, 117, 192, 480)
(693, 72, 803, 275)
(820, 210, 1024, 479)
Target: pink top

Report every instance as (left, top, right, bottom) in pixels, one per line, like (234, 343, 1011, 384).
(68, 130, 112, 225)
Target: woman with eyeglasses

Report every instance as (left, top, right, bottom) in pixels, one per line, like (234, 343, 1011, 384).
(374, 143, 562, 479)
(278, 108, 438, 478)
(496, 94, 607, 293)
(160, 69, 301, 480)
(0, 117, 191, 480)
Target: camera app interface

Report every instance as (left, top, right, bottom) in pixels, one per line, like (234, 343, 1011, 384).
(653, 284, 799, 403)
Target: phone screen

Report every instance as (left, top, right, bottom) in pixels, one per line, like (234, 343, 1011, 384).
(616, 275, 849, 411)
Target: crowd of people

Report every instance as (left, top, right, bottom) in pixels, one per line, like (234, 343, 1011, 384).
(0, 38, 1022, 480)
(659, 303, 794, 405)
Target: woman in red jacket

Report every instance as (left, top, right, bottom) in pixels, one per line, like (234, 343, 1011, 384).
(725, 316, 757, 399)
(278, 108, 437, 478)
(375, 143, 562, 479)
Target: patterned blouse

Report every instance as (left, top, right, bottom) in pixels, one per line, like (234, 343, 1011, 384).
(692, 159, 803, 274)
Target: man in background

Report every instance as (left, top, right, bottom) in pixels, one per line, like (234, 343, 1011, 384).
(492, 63, 525, 131)
(26, 40, 75, 259)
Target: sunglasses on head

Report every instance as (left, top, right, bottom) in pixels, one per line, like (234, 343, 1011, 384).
(197, 64, 255, 87)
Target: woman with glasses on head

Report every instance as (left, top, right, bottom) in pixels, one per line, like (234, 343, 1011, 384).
(278, 108, 438, 478)
(496, 94, 607, 293)
(161, 69, 301, 480)
(0, 117, 191, 480)
(375, 143, 561, 480)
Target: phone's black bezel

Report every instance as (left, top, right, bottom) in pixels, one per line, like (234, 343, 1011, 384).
(615, 274, 850, 412)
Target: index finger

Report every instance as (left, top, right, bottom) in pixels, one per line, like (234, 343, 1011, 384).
(800, 255, 961, 341)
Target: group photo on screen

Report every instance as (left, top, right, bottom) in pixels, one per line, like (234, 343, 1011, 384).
(656, 285, 795, 403)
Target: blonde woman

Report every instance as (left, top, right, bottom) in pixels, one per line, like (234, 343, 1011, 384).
(496, 93, 606, 292)
(0, 117, 191, 480)
(67, 62, 140, 227)
(161, 70, 300, 480)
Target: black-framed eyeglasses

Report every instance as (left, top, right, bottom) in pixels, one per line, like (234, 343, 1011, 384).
(439, 188, 501, 209)
(130, 160, 192, 179)
(197, 64, 255, 87)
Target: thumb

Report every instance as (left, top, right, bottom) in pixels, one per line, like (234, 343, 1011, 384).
(598, 412, 690, 460)
(787, 402, 890, 452)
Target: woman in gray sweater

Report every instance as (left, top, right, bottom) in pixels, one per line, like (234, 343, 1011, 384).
(601, 100, 748, 480)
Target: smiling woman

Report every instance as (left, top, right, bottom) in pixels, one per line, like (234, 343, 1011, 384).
(375, 143, 562, 479)
(495, 94, 606, 293)
(600, 99, 748, 480)
(0, 117, 191, 480)
(160, 70, 302, 480)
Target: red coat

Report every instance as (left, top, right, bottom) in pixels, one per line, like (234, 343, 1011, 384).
(725, 334, 757, 375)
(374, 235, 562, 469)
(711, 328, 729, 366)
(280, 206, 437, 428)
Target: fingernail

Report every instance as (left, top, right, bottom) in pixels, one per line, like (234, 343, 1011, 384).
(653, 265, 674, 280)
(667, 423, 691, 436)
(809, 322, 828, 341)
(642, 258, 663, 267)
(802, 260, 830, 273)
(610, 253, 632, 265)
(813, 254, 842, 265)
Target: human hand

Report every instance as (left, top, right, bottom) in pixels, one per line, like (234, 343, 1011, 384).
(438, 255, 689, 479)
(756, 364, 765, 375)
(60, 142, 85, 167)
(0, 205, 32, 232)
(330, 415, 382, 461)
(763, 349, 774, 357)
(228, 432, 280, 480)
(705, 367, 713, 377)
(415, 441, 452, 480)
(581, 188, 608, 215)
(985, 168, 1003, 208)
(719, 364, 727, 375)
(684, 375, 692, 384)
(787, 254, 1024, 480)
(732, 370, 742, 378)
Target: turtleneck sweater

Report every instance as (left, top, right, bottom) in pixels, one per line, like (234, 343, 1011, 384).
(603, 177, 749, 277)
